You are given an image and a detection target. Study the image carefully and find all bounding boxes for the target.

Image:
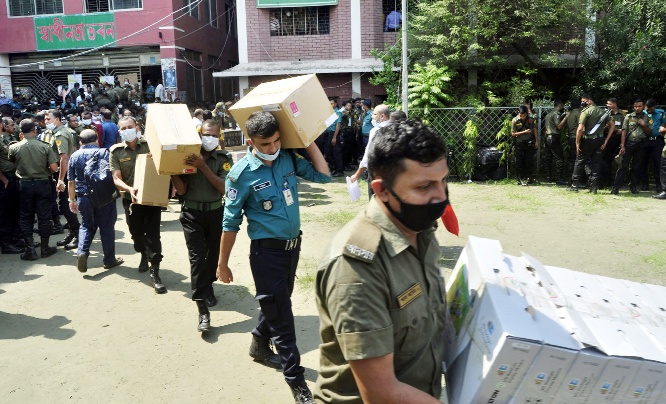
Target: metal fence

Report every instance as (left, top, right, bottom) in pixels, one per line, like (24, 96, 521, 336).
(410, 106, 555, 179)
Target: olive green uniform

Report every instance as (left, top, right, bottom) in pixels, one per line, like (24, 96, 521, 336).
(511, 115, 536, 181)
(8, 137, 58, 179)
(612, 111, 652, 192)
(44, 124, 80, 232)
(601, 110, 625, 187)
(544, 109, 566, 181)
(314, 197, 451, 403)
(212, 112, 225, 132)
(44, 125, 75, 157)
(109, 140, 151, 193)
(69, 125, 84, 149)
(79, 124, 99, 143)
(566, 108, 582, 173)
(0, 134, 20, 247)
(572, 105, 613, 189)
(179, 150, 232, 301)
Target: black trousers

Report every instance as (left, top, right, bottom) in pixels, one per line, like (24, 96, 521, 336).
(601, 136, 622, 188)
(18, 180, 52, 242)
(573, 137, 603, 186)
(341, 128, 356, 167)
(544, 135, 564, 179)
(122, 198, 163, 265)
(660, 151, 666, 192)
(180, 206, 223, 301)
(514, 141, 535, 179)
(568, 137, 577, 177)
(641, 137, 665, 189)
(249, 242, 304, 388)
(314, 133, 328, 163)
(0, 175, 21, 247)
(49, 176, 60, 223)
(614, 140, 647, 190)
(325, 131, 343, 173)
(55, 174, 80, 232)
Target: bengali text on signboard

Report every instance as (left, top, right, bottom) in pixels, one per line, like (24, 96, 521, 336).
(34, 13, 116, 51)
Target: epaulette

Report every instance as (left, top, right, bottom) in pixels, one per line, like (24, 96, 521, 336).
(342, 216, 382, 263)
(226, 158, 248, 183)
(109, 142, 124, 152)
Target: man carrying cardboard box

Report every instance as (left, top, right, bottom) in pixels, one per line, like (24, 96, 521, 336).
(110, 116, 166, 294)
(171, 119, 233, 332)
(314, 120, 452, 404)
(216, 111, 331, 404)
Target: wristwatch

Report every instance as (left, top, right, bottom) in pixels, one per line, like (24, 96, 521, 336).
(68, 199, 76, 203)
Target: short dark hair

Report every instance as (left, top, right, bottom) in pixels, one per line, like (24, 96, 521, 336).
(582, 93, 594, 102)
(1, 117, 13, 126)
(554, 99, 564, 107)
(389, 110, 407, 122)
(101, 109, 112, 120)
(634, 98, 645, 105)
(79, 129, 98, 144)
(202, 110, 213, 120)
(570, 97, 580, 109)
(245, 111, 279, 139)
(92, 106, 100, 112)
(518, 105, 529, 115)
(363, 99, 372, 108)
(201, 119, 220, 133)
(608, 98, 618, 105)
(35, 111, 46, 122)
(48, 109, 62, 121)
(194, 108, 204, 117)
(646, 99, 656, 108)
(82, 111, 92, 118)
(20, 119, 35, 134)
(67, 114, 78, 122)
(368, 119, 448, 187)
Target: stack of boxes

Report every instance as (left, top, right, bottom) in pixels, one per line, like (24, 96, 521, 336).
(446, 236, 666, 404)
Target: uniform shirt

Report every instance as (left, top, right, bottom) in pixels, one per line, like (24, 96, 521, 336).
(339, 109, 352, 132)
(102, 120, 120, 148)
(566, 108, 582, 137)
(44, 124, 75, 159)
(314, 197, 450, 403)
(361, 109, 373, 136)
(622, 111, 652, 143)
(578, 104, 611, 137)
(647, 108, 665, 138)
(223, 148, 332, 240)
(68, 144, 100, 194)
(109, 140, 150, 189)
(511, 115, 535, 141)
(181, 150, 233, 203)
(0, 133, 17, 173)
(69, 125, 84, 148)
(326, 109, 343, 133)
(8, 137, 58, 179)
(225, 112, 237, 129)
(608, 110, 625, 137)
(544, 109, 564, 135)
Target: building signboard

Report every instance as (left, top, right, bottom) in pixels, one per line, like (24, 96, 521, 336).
(256, 0, 337, 7)
(34, 13, 116, 52)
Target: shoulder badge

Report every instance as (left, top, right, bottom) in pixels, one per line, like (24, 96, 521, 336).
(227, 187, 237, 200)
(56, 139, 62, 146)
(223, 162, 231, 171)
(342, 217, 382, 263)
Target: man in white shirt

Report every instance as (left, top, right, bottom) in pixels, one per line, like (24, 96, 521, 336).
(192, 109, 204, 130)
(155, 79, 165, 102)
(350, 104, 391, 198)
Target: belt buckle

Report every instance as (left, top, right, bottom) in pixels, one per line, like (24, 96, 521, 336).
(285, 238, 296, 250)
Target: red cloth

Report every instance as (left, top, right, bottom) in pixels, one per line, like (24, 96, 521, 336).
(92, 122, 104, 147)
(441, 204, 459, 236)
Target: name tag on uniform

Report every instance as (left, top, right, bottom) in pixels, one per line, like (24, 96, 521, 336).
(615, 121, 621, 126)
(253, 181, 271, 192)
(283, 188, 294, 206)
(397, 283, 422, 308)
(119, 157, 132, 162)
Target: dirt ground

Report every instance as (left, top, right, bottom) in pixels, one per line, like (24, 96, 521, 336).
(1, 177, 664, 403)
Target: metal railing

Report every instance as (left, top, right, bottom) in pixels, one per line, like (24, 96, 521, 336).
(410, 106, 556, 179)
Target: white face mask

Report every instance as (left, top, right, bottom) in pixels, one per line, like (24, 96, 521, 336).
(253, 145, 280, 161)
(201, 136, 219, 152)
(46, 123, 56, 130)
(118, 104, 123, 109)
(136, 130, 143, 139)
(121, 128, 137, 142)
(81, 119, 92, 125)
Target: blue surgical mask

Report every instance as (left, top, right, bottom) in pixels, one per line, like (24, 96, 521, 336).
(254, 146, 280, 161)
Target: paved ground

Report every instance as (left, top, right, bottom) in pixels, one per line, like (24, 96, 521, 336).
(1, 176, 664, 403)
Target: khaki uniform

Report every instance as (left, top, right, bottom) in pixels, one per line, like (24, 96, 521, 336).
(212, 112, 225, 132)
(0, 133, 17, 173)
(511, 115, 535, 142)
(545, 109, 564, 135)
(314, 197, 450, 403)
(623, 111, 652, 142)
(69, 125, 84, 149)
(44, 125, 75, 158)
(8, 137, 58, 179)
(566, 108, 582, 137)
(608, 111, 625, 139)
(109, 140, 151, 195)
(180, 151, 232, 204)
(578, 105, 611, 138)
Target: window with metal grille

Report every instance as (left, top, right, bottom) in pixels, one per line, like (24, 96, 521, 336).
(183, 0, 199, 19)
(269, 7, 330, 36)
(382, 0, 401, 32)
(83, 0, 140, 12)
(8, 0, 62, 16)
(209, 0, 218, 28)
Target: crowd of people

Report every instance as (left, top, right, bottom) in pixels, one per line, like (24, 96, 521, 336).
(517, 94, 666, 198)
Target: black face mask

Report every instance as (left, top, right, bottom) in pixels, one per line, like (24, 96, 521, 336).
(382, 181, 449, 232)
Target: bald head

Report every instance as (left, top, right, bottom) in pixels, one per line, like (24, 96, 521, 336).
(79, 129, 98, 145)
(375, 104, 390, 120)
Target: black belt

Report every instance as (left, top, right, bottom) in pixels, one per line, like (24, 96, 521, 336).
(19, 177, 50, 182)
(649, 137, 663, 141)
(182, 199, 223, 211)
(253, 232, 302, 251)
(2, 172, 17, 178)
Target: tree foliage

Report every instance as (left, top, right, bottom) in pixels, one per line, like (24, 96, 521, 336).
(407, 62, 454, 114)
(581, 0, 666, 102)
(461, 119, 480, 181)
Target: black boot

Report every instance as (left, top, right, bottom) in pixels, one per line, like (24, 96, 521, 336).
(588, 181, 598, 194)
(249, 335, 282, 369)
(290, 380, 315, 404)
(138, 252, 149, 272)
(40, 237, 57, 258)
(20, 239, 38, 261)
(150, 265, 167, 294)
(57, 231, 75, 247)
(611, 187, 619, 195)
(2, 243, 24, 254)
(64, 232, 78, 250)
(630, 185, 639, 194)
(196, 300, 210, 332)
(567, 180, 579, 192)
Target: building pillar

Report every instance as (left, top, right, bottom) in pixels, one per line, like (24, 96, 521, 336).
(350, 0, 361, 59)
(239, 76, 249, 98)
(0, 54, 13, 96)
(237, 0, 249, 64)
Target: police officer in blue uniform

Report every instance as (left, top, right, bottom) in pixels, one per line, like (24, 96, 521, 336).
(644, 99, 665, 193)
(217, 111, 331, 404)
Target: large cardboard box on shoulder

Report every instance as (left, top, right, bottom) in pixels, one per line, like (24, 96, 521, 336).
(133, 154, 171, 207)
(144, 103, 202, 175)
(229, 74, 338, 149)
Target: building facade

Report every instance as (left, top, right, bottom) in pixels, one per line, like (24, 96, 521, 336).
(213, 0, 400, 105)
(0, 0, 238, 103)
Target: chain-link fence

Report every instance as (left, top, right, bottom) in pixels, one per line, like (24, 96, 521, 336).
(410, 107, 555, 180)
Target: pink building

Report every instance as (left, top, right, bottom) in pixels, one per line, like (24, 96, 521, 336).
(0, 0, 238, 103)
(213, 0, 400, 105)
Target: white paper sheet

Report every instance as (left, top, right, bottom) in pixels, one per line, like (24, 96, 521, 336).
(346, 176, 362, 202)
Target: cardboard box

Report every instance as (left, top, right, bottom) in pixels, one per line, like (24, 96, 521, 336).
(229, 74, 338, 149)
(133, 154, 171, 207)
(144, 103, 202, 175)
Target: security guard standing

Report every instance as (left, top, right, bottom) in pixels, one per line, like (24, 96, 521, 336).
(217, 111, 331, 404)
(224, 101, 237, 129)
(8, 119, 59, 260)
(565, 98, 582, 181)
(212, 102, 227, 130)
(543, 100, 568, 184)
(611, 98, 651, 195)
(360, 100, 373, 154)
(171, 120, 232, 332)
(66, 114, 82, 150)
(0, 119, 23, 254)
(600, 98, 624, 189)
(44, 110, 80, 249)
(511, 105, 538, 185)
(314, 119, 454, 404)
(644, 99, 665, 193)
(110, 116, 166, 294)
